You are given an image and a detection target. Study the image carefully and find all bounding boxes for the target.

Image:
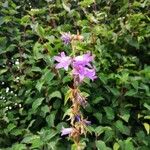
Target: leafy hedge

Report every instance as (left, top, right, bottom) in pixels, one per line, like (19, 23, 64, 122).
(0, 0, 150, 149)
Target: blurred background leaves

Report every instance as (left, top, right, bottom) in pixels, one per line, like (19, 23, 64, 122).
(0, 0, 150, 149)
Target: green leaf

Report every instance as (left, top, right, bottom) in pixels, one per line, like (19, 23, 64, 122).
(93, 113, 102, 123)
(46, 111, 56, 127)
(79, 0, 94, 7)
(64, 89, 72, 105)
(109, 88, 120, 96)
(31, 138, 43, 148)
(125, 89, 137, 96)
(104, 106, 115, 120)
(62, 108, 72, 119)
(119, 113, 130, 123)
(95, 126, 112, 136)
(95, 140, 108, 150)
(35, 23, 45, 38)
(7, 123, 16, 132)
(41, 105, 50, 115)
(36, 80, 44, 92)
(62, 1, 71, 12)
(71, 144, 78, 150)
(144, 103, 150, 110)
(50, 91, 62, 99)
(44, 130, 58, 141)
(93, 96, 104, 104)
(125, 35, 139, 49)
(11, 129, 22, 136)
(124, 138, 135, 150)
(115, 120, 130, 135)
(42, 70, 55, 83)
(143, 123, 150, 134)
(22, 135, 40, 144)
(113, 143, 120, 150)
(21, 15, 30, 25)
(12, 143, 26, 150)
(0, 69, 7, 75)
(33, 42, 43, 60)
(32, 98, 44, 111)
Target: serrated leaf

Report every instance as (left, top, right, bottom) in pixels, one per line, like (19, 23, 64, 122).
(31, 138, 43, 148)
(7, 123, 16, 132)
(22, 135, 40, 144)
(12, 143, 26, 150)
(11, 129, 22, 136)
(124, 138, 135, 150)
(43, 130, 58, 142)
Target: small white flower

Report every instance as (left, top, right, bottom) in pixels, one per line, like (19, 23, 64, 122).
(6, 87, 9, 93)
(9, 106, 12, 110)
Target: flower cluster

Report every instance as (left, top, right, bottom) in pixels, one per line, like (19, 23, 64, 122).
(61, 32, 72, 45)
(54, 52, 96, 82)
(54, 32, 96, 148)
(61, 116, 91, 137)
(61, 31, 84, 45)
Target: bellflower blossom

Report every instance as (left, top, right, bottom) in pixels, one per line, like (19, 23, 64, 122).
(54, 52, 96, 81)
(61, 33, 72, 45)
(73, 64, 96, 81)
(72, 52, 96, 81)
(54, 52, 72, 70)
(61, 127, 73, 136)
(83, 119, 91, 125)
(73, 52, 93, 67)
(75, 115, 91, 125)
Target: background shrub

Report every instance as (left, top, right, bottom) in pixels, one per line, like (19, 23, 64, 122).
(0, 0, 150, 149)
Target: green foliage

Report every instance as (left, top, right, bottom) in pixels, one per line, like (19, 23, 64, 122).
(0, 0, 150, 149)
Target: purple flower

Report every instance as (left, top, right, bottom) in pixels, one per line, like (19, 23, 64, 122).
(73, 64, 96, 81)
(83, 119, 91, 125)
(75, 115, 91, 126)
(73, 65, 85, 81)
(73, 52, 94, 67)
(61, 33, 72, 45)
(75, 115, 81, 122)
(61, 127, 73, 136)
(84, 67, 97, 81)
(54, 52, 72, 70)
